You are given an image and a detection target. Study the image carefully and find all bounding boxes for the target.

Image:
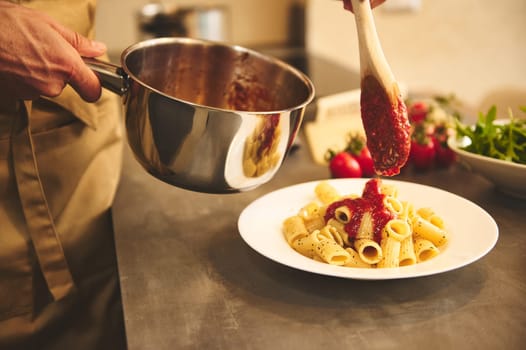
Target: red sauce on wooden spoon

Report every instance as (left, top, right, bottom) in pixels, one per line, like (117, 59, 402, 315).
(361, 75, 410, 176)
(344, 0, 411, 176)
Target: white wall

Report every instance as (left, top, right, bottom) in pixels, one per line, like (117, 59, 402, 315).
(306, 0, 526, 110)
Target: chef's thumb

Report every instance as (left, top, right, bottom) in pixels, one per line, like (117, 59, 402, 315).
(66, 34, 104, 102)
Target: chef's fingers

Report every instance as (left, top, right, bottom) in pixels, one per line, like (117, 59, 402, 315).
(48, 20, 105, 102)
(371, 0, 387, 9)
(67, 56, 102, 103)
(343, 0, 386, 12)
(64, 30, 105, 102)
(50, 19, 107, 57)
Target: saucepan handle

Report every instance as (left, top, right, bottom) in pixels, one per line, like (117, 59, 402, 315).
(83, 57, 129, 96)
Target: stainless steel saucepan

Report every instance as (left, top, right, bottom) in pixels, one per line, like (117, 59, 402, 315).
(85, 37, 315, 193)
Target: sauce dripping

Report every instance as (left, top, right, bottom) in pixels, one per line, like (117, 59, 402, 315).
(324, 178, 394, 243)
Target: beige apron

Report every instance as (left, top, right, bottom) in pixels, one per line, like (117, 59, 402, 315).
(0, 1, 126, 349)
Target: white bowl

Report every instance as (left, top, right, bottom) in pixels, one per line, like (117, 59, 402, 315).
(448, 134, 526, 199)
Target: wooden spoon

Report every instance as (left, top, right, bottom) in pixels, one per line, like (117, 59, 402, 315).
(349, 0, 411, 176)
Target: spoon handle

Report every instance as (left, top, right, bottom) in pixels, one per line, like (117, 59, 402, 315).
(350, 0, 396, 93)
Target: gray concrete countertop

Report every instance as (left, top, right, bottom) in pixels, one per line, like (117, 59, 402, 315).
(113, 130, 526, 349)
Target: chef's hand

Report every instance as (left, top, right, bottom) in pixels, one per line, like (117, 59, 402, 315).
(343, 0, 386, 12)
(0, 2, 106, 102)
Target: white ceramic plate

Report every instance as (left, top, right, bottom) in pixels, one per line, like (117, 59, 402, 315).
(238, 179, 498, 280)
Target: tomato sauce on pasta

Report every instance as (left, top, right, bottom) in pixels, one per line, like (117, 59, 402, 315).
(324, 178, 393, 243)
(282, 178, 450, 268)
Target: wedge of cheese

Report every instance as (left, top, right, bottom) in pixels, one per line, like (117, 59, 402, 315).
(304, 89, 365, 165)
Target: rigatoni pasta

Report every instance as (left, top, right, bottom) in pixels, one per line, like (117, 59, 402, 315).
(399, 235, 417, 266)
(282, 216, 309, 245)
(354, 238, 383, 264)
(377, 236, 401, 268)
(314, 181, 341, 205)
(282, 179, 449, 269)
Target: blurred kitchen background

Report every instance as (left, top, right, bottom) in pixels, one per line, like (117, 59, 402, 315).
(96, 0, 526, 113)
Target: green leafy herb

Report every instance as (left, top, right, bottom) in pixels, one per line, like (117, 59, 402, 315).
(455, 106, 526, 164)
